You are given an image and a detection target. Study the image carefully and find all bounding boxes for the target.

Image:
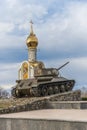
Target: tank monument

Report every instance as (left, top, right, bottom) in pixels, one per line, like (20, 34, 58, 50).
(0, 21, 87, 130)
(12, 20, 75, 98)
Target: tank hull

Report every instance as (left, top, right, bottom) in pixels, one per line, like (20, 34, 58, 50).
(12, 77, 75, 98)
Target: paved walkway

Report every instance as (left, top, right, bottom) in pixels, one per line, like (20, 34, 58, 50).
(0, 109, 87, 122)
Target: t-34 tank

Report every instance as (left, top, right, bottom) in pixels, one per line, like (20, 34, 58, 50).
(12, 62, 75, 98)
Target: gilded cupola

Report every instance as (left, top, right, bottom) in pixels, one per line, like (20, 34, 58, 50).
(26, 20, 38, 48)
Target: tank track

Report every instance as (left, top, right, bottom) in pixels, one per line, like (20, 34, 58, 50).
(12, 80, 75, 98)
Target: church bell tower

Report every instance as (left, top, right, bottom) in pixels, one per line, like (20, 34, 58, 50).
(26, 20, 38, 62)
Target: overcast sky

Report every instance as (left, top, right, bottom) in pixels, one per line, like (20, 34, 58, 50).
(0, 0, 87, 89)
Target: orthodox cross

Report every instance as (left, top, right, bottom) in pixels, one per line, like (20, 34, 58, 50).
(30, 20, 33, 34)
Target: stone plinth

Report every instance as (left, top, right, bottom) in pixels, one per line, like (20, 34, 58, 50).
(0, 90, 81, 114)
(0, 109, 87, 130)
(46, 101, 87, 109)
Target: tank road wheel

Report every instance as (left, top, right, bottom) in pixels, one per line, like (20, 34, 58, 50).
(15, 89, 21, 98)
(54, 86, 60, 94)
(37, 88, 42, 97)
(30, 88, 34, 96)
(48, 87, 53, 95)
(41, 86, 48, 96)
(60, 85, 65, 92)
(65, 83, 71, 91)
(30, 88, 38, 97)
(69, 81, 75, 90)
(33, 88, 39, 97)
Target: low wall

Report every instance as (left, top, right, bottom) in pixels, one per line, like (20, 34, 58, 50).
(47, 101, 87, 109)
(0, 116, 87, 130)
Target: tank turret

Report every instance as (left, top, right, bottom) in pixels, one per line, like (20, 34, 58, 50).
(34, 61, 69, 77)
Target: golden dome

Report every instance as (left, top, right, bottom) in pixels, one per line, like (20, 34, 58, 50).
(26, 21, 38, 48)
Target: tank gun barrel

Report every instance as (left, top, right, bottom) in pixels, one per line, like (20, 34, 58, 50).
(57, 61, 69, 71)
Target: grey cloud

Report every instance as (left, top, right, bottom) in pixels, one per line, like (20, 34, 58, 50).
(36, 2, 87, 60)
(0, 62, 19, 85)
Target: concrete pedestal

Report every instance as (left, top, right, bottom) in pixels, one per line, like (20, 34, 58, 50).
(0, 109, 87, 130)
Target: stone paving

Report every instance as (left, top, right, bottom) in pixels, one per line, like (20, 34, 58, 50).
(0, 109, 87, 122)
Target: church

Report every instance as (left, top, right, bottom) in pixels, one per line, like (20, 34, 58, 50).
(18, 21, 45, 80)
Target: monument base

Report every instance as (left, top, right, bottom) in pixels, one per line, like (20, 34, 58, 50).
(46, 101, 87, 109)
(0, 90, 81, 114)
(0, 109, 87, 130)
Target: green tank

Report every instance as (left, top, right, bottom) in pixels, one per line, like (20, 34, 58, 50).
(12, 62, 75, 97)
